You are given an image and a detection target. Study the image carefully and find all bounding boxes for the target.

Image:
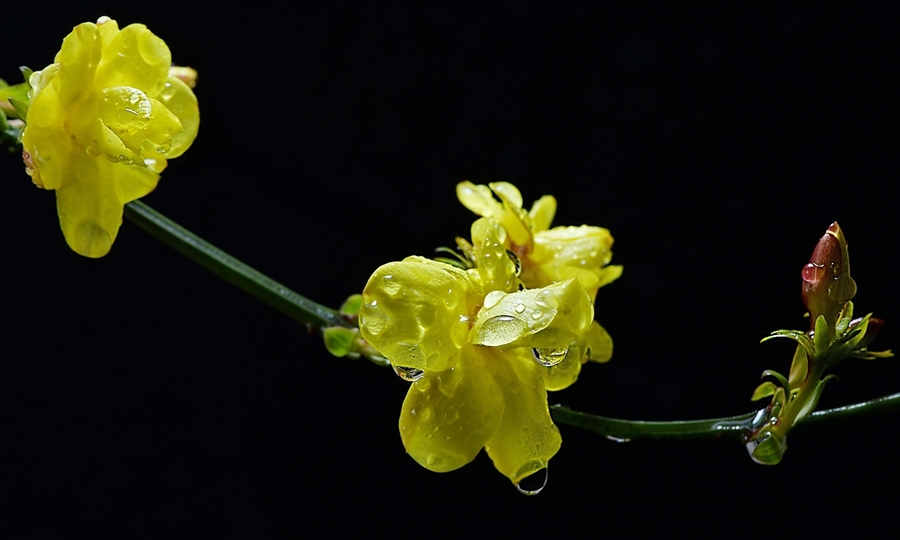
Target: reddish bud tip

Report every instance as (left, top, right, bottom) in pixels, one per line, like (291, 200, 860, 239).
(801, 222, 856, 327)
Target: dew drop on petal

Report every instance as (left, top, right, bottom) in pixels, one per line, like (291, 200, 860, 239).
(477, 315, 528, 346)
(393, 365, 424, 382)
(532, 347, 568, 367)
(515, 303, 526, 313)
(381, 274, 402, 296)
(515, 467, 548, 496)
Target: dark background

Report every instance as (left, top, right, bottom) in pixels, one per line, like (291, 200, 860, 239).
(3, 4, 899, 536)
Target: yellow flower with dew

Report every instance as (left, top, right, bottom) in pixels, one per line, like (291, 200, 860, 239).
(21, 16, 199, 257)
(457, 181, 622, 302)
(359, 218, 612, 487)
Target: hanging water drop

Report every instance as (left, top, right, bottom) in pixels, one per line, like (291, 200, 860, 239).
(393, 365, 424, 382)
(532, 347, 568, 367)
(506, 250, 522, 276)
(515, 467, 548, 496)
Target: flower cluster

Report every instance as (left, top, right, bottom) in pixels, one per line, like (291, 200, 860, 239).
(358, 182, 620, 485)
(21, 17, 199, 257)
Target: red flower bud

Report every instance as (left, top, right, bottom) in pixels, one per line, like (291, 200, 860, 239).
(800, 222, 856, 329)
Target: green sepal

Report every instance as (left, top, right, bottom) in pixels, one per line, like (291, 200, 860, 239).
(813, 314, 830, 357)
(18, 66, 33, 85)
(851, 349, 894, 360)
(763, 330, 815, 360)
(8, 97, 28, 120)
(835, 301, 854, 335)
(339, 294, 362, 316)
(794, 374, 838, 425)
(323, 326, 357, 358)
(788, 344, 809, 388)
(761, 369, 789, 392)
(751, 381, 778, 401)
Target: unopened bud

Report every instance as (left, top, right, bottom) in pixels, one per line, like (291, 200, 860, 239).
(800, 222, 856, 328)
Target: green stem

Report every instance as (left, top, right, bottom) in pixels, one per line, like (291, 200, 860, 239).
(122, 201, 900, 439)
(124, 200, 352, 330)
(551, 391, 900, 441)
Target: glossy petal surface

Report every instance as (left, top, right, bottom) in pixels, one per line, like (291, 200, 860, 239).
(399, 347, 504, 472)
(359, 256, 474, 372)
(362, 183, 621, 484)
(21, 17, 199, 257)
(484, 348, 562, 484)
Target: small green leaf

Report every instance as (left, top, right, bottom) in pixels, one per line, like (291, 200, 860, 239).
(788, 344, 809, 388)
(813, 314, 830, 357)
(8, 97, 28, 120)
(852, 349, 894, 360)
(761, 369, 789, 391)
(323, 326, 357, 358)
(763, 330, 815, 360)
(339, 294, 362, 316)
(751, 381, 778, 401)
(835, 301, 854, 334)
(19, 66, 33, 85)
(795, 374, 838, 424)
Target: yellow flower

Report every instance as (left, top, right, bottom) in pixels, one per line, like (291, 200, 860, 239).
(359, 219, 609, 484)
(457, 181, 622, 302)
(21, 17, 199, 257)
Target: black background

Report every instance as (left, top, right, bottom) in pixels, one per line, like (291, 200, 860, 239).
(3, 4, 900, 536)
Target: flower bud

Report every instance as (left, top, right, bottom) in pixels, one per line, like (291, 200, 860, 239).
(801, 222, 856, 329)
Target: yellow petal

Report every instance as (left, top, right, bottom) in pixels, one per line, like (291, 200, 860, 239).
(543, 321, 613, 391)
(528, 195, 556, 233)
(488, 181, 523, 208)
(157, 76, 199, 158)
(399, 346, 504, 473)
(359, 256, 473, 371)
(457, 181, 530, 246)
(55, 155, 124, 258)
(483, 349, 561, 484)
(96, 23, 171, 97)
(457, 181, 501, 218)
(54, 22, 102, 108)
(115, 159, 163, 203)
(466, 219, 518, 294)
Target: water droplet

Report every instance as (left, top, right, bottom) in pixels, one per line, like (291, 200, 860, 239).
(605, 435, 631, 443)
(515, 467, 548, 496)
(534, 293, 551, 307)
(477, 315, 528, 346)
(514, 303, 526, 313)
(506, 250, 522, 276)
(802, 262, 825, 283)
(160, 82, 176, 100)
(393, 365, 424, 382)
(381, 274, 401, 296)
(530, 309, 543, 320)
(532, 347, 568, 367)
